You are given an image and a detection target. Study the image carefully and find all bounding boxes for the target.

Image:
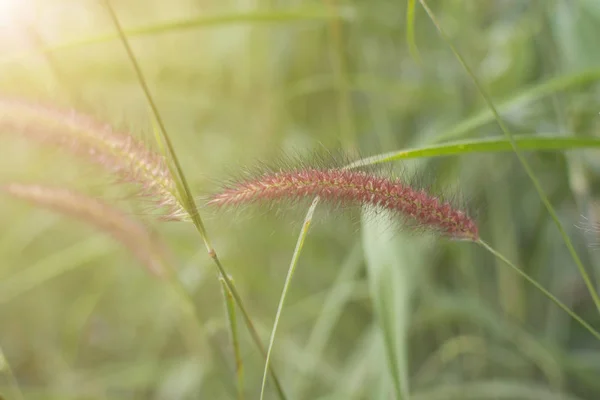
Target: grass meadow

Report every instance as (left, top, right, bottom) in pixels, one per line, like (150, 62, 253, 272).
(1, 0, 600, 399)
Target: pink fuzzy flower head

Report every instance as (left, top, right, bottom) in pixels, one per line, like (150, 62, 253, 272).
(0, 97, 186, 221)
(208, 167, 478, 241)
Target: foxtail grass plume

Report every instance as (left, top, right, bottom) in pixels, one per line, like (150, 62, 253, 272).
(0, 98, 186, 221)
(208, 167, 478, 241)
(2, 183, 170, 276)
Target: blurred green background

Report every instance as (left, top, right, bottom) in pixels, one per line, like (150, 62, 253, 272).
(1, 0, 600, 399)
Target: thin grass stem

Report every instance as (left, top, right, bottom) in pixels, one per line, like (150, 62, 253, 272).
(324, 0, 356, 148)
(166, 274, 239, 396)
(419, 0, 600, 314)
(220, 277, 245, 400)
(478, 239, 600, 341)
(406, 0, 421, 64)
(102, 2, 287, 398)
(344, 135, 600, 169)
(260, 197, 320, 400)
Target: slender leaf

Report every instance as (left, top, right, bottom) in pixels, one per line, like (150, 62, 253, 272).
(346, 134, 600, 168)
(420, 0, 600, 315)
(434, 68, 600, 143)
(220, 276, 245, 400)
(260, 198, 320, 400)
(362, 208, 428, 399)
(406, 0, 421, 63)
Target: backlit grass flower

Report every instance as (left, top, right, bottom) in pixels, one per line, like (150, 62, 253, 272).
(2, 183, 171, 277)
(0, 97, 186, 221)
(208, 167, 478, 241)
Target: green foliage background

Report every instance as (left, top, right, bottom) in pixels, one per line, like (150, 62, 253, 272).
(1, 0, 600, 399)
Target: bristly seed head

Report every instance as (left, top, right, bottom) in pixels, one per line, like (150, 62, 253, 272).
(208, 167, 478, 241)
(0, 97, 187, 221)
(1, 183, 171, 277)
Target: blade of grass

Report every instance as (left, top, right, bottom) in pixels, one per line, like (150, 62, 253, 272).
(537, 0, 600, 325)
(345, 134, 600, 169)
(323, 0, 357, 147)
(260, 197, 320, 400)
(220, 276, 244, 400)
(165, 274, 238, 396)
(478, 239, 600, 341)
(433, 67, 600, 143)
(362, 208, 426, 399)
(101, 2, 287, 398)
(292, 242, 363, 399)
(419, 0, 600, 315)
(406, 0, 421, 63)
(253, 320, 344, 390)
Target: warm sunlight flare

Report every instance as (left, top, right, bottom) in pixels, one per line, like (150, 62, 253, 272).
(0, 0, 29, 29)
(1, 1, 600, 398)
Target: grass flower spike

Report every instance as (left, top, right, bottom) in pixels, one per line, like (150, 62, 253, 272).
(208, 166, 478, 241)
(0, 98, 186, 221)
(1, 183, 170, 277)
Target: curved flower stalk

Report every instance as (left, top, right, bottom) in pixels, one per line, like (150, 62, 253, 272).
(0, 98, 186, 221)
(1, 183, 170, 277)
(208, 167, 478, 241)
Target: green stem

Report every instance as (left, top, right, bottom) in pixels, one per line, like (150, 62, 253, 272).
(324, 0, 356, 148)
(260, 198, 320, 400)
(220, 277, 245, 400)
(102, 2, 287, 398)
(419, 0, 600, 315)
(478, 239, 600, 341)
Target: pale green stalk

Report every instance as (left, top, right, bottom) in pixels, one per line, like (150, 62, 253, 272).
(102, 1, 287, 398)
(406, 0, 421, 63)
(478, 239, 600, 341)
(259, 197, 320, 400)
(324, 0, 357, 147)
(419, 0, 600, 314)
(220, 277, 245, 400)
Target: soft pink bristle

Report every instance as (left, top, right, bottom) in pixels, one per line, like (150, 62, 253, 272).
(208, 168, 478, 241)
(2, 183, 171, 277)
(0, 97, 186, 221)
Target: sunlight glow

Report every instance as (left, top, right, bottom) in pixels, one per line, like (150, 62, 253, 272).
(0, 0, 29, 29)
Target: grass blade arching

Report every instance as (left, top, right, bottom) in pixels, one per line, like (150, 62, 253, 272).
(419, 0, 600, 315)
(259, 197, 320, 400)
(345, 135, 600, 168)
(433, 68, 600, 143)
(478, 239, 600, 341)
